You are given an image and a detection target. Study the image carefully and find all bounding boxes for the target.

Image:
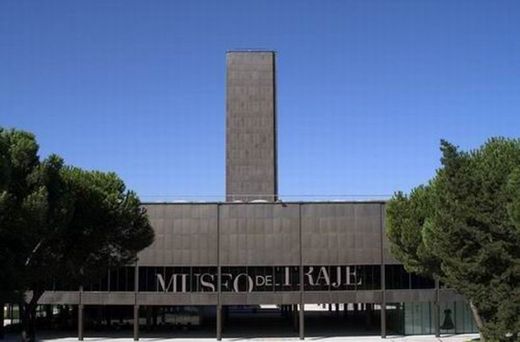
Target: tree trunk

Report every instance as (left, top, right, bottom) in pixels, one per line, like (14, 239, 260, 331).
(20, 289, 44, 342)
(469, 300, 485, 342)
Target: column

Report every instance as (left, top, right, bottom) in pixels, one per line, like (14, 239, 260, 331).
(78, 284, 84, 341)
(434, 278, 440, 337)
(299, 304, 304, 340)
(216, 305, 222, 341)
(78, 305, 84, 341)
(133, 305, 139, 341)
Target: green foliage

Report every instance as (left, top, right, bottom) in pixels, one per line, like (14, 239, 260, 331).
(386, 137, 520, 341)
(0, 127, 154, 340)
(0, 128, 42, 296)
(386, 186, 440, 277)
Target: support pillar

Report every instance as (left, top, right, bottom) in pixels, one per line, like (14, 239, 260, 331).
(380, 303, 386, 338)
(133, 305, 139, 341)
(216, 305, 222, 341)
(78, 304, 84, 341)
(434, 278, 440, 337)
(78, 283, 84, 341)
(299, 304, 304, 340)
(381, 302, 386, 338)
(433, 302, 440, 337)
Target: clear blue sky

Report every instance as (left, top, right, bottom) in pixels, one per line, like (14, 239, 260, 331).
(1, 1, 519, 201)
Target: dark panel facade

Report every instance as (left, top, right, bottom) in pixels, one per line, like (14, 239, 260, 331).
(226, 51, 277, 202)
(301, 203, 383, 265)
(41, 201, 446, 306)
(138, 204, 218, 266)
(219, 203, 299, 266)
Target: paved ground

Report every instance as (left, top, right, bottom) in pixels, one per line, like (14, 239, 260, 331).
(2, 306, 480, 341)
(1, 334, 480, 342)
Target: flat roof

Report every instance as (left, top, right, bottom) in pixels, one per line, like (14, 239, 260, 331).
(226, 49, 276, 53)
(142, 200, 387, 205)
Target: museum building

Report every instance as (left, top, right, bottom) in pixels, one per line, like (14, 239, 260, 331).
(9, 51, 478, 340)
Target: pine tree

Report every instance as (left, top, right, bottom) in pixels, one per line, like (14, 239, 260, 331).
(387, 138, 520, 341)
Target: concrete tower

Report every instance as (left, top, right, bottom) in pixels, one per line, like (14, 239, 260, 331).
(226, 51, 278, 202)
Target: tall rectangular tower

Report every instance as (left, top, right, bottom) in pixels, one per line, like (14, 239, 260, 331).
(226, 51, 278, 202)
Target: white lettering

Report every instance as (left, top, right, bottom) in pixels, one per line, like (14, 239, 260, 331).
(346, 266, 362, 286)
(316, 266, 330, 286)
(156, 274, 188, 292)
(200, 273, 215, 292)
(264, 275, 273, 287)
(255, 275, 265, 287)
(304, 267, 315, 286)
(156, 274, 168, 292)
(221, 273, 233, 291)
(233, 273, 254, 292)
(332, 266, 341, 288)
(284, 267, 291, 286)
(154, 266, 363, 293)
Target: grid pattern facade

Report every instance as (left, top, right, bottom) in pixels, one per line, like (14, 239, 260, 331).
(226, 51, 277, 202)
(137, 202, 398, 268)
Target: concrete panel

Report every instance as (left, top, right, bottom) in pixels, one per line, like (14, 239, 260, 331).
(303, 290, 382, 304)
(138, 204, 218, 266)
(302, 203, 382, 265)
(39, 291, 80, 305)
(81, 292, 135, 305)
(220, 292, 300, 305)
(137, 293, 218, 306)
(219, 203, 299, 266)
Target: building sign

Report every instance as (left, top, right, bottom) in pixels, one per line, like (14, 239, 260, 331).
(137, 265, 381, 293)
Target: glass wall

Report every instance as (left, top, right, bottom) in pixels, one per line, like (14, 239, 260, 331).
(402, 301, 477, 335)
(404, 302, 433, 334)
